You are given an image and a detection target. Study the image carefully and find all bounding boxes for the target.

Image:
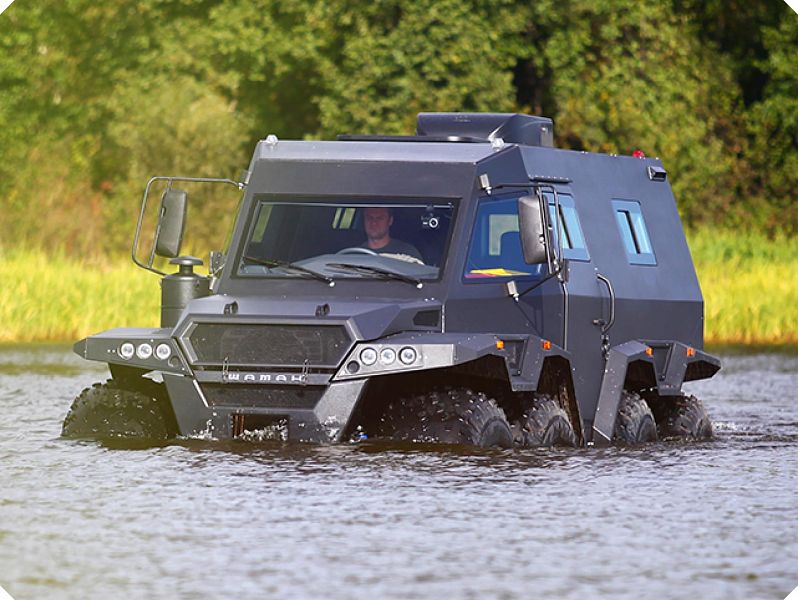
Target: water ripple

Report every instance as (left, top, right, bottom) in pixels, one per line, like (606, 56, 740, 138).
(0, 347, 796, 599)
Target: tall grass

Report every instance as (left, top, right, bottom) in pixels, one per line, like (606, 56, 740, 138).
(687, 229, 798, 346)
(1, 230, 796, 345)
(0, 250, 159, 342)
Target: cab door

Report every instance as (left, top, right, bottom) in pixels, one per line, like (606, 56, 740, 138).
(542, 189, 608, 433)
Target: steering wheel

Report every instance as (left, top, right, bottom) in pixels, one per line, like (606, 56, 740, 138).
(336, 247, 378, 256)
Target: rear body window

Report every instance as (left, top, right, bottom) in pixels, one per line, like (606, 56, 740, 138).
(612, 199, 656, 265)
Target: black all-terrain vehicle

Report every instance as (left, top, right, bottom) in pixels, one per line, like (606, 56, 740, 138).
(64, 112, 720, 448)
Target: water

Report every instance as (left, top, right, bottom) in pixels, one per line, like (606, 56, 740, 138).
(1, 346, 796, 599)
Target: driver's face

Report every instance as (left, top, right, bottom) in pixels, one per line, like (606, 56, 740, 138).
(364, 207, 393, 241)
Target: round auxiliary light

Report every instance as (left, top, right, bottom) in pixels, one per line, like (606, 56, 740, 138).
(379, 347, 396, 365)
(359, 347, 378, 366)
(155, 343, 172, 361)
(399, 346, 417, 365)
(136, 343, 153, 360)
(119, 342, 135, 360)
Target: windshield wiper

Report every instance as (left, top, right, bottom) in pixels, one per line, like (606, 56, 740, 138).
(327, 262, 423, 289)
(242, 254, 335, 286)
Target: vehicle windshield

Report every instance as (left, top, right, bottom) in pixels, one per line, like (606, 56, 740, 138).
(237, 198, 455, 281)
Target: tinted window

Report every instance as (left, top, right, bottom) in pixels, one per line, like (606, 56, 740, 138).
(543, 193, 589, 261)
(238, 199, 455, 280)
(612, 199, 656, 265)
(464, 196, 546, 280)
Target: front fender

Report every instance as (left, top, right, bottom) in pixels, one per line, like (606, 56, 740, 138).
(74, 327, 190, 376)
(331, 331, 569, 390)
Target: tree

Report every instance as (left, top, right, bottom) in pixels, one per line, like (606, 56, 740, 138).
(745, 12, 798, 233)
(516, 0, 747, 226)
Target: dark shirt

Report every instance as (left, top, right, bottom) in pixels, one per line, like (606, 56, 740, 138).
(363, 238, 423, 261)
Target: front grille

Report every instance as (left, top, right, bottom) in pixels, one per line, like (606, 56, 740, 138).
(186, 323, 352, 367)
(202, 384, 324, 409)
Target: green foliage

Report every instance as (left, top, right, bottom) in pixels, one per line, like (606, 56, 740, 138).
(103, 73, 249, 246)
(523, 0, 745, 225)
(0, 0, 795, 255)
(314, 0, 529, 136)
(744, 14, 798, 232)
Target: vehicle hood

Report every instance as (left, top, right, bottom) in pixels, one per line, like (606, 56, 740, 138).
(177, 294, 443, 341)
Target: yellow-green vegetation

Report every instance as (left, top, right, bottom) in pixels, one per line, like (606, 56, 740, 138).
(0, 250, 159, 343)
(688, 230, 798, 346)
(1, 231, 796, 345)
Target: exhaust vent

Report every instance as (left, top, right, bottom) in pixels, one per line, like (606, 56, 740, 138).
(416, 113, 554, 147)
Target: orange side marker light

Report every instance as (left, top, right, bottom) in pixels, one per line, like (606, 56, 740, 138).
(645, 347, 653, 356)
(686, 347, 696, 357)
(542, 340, 552, 351)
(495, 340, 505, 350)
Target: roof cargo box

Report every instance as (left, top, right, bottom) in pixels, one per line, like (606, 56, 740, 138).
(416, 112, 554, 147)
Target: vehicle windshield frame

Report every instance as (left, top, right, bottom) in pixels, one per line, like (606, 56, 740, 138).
(233, 195, 459, 283)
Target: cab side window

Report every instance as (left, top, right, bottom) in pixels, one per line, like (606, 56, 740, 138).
(543, 193, 590, 261)
(464, 196, 545, 280)
(612, 199, 656, 265)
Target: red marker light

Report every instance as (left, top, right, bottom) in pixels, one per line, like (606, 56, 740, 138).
(632, 150, 646, 158)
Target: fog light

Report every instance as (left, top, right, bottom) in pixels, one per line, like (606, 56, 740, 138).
(136, 343, 153, 360)
(360, 347, 378, 366)
(399, 346, 417, 365)
(155, 343, 172, 360)
(379, 347, 396, 365)
(346, 361, 360, 374)
(119, 342, 135, 360)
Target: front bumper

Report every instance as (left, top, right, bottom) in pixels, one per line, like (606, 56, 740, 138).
(163, 373, 366, 442)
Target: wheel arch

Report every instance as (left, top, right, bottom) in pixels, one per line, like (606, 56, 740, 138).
(343, 355, 514, 439)
(536, 355, 584, 444)
(591, 339, 721, 446)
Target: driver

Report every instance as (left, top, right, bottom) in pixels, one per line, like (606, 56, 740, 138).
(362, 207, 423, 261)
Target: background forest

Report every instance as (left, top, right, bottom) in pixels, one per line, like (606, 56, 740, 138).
(0, 0, 796, 343)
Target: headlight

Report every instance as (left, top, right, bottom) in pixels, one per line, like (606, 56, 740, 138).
(119, 342, 135, 360)
(136, 343, 153, 360)
(335, 343, 430, 381)
(379, 347, 396, 365)
(155, 343, 172, 360)
(359, 347, 378, 366)
(399, 346, 417, 365)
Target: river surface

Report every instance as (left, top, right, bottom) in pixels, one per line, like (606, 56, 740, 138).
(0, 346, 796, 599)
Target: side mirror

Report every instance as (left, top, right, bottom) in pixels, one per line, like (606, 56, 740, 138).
(517, 194, 548, 265)
(155, 189, 187, 258)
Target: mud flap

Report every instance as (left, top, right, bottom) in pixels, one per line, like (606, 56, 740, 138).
(592, 341, 654, 447)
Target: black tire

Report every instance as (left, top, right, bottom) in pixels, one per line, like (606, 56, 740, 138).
(514, 393, 577, 447)
(62, 380, 177, 440)
(382, 388, 513, 448)
(613, 391, 658, 445)
(657, 394, 713, 440)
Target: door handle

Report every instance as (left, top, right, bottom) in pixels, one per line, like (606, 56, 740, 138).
(593, 273, 615, 335)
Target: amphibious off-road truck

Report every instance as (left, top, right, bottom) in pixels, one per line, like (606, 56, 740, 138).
(63, 112, 720, 448)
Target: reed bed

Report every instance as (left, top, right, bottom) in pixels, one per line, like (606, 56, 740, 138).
(0, 250, 159, 342)
(687, 229, 798, 346)
(1, 230, 796, 345)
